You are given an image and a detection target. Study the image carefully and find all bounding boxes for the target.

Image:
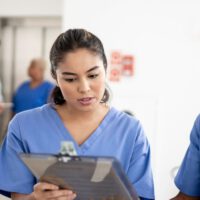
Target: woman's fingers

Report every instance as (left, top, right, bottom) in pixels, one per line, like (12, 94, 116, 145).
(55, 193, 77, 200)
(33, 182, 76, 200)
(34, 182, 59, 192)
(44, 189, 75, 199)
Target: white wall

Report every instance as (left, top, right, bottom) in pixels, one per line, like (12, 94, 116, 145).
(63, 0, 200, 199)
(0, 0, 62, 17)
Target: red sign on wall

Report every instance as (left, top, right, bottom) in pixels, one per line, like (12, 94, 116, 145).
(109, 51, 135, 82)
(111, 51, 122, 65)
(122, 55, 134, 76)
(109, 51, 122, 82)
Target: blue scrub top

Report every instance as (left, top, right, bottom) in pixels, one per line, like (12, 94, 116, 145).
(0, 104, 155, 199)
(175, 114, 200, 197)
(12, 80, 55, 113)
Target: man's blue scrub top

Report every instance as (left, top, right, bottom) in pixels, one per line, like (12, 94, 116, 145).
(175, 114, 200, 197)
(0, 104, 155, 199)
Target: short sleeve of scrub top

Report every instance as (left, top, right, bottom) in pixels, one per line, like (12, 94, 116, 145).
(175, 114, 200, 196)
(126, 120, 154, 200)
(0, 116, 36, 195)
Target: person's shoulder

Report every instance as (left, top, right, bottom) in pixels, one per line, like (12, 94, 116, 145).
(43, 80, 55, 86)
(191, 113, 200, 132)
(110, 107, 140, 125)
(195, 113, 200, 123)
(192, 113, 200, 137)
(110, 107, 145, 141)
(8, 104, 53, 139)
(42, 81, 55, 90)
(12, 104, 51, 122)
(16, 80, 30, 89)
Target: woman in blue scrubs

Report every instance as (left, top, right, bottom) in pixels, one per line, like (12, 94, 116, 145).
(0, 29, 155, 200)
(171, 114, 200, 200)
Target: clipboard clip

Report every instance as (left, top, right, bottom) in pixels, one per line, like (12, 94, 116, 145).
(57, 141, 78, 163)
(57, 153, 71, 163)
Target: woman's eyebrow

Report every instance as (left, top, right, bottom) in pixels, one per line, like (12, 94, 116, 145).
(62, 72, 77, 76)
(62, 66, 99, 76)
(86, 66, 99, 73)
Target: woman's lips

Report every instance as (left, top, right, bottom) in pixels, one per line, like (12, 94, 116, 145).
(78, 97, 95, 105)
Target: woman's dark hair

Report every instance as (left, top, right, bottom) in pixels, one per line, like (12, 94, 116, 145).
(50, 28, 110, 105)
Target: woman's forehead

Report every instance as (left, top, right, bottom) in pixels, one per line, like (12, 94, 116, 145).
(58, 50, 103, 72)
(63, 49, 100, 61)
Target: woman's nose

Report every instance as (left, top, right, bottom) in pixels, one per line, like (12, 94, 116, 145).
(78, 79, 90, 93)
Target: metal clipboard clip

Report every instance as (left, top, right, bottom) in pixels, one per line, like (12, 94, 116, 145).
(57, 141, 78, 163)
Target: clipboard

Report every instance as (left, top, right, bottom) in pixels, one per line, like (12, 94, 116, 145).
(20, 153, 139, 200)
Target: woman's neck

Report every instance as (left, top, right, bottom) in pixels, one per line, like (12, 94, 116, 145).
(56, 103, 109, 122)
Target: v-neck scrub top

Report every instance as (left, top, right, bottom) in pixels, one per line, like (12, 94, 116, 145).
(0, 104, 155, 199)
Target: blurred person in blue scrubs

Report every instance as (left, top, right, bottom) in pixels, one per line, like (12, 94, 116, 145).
(171, 114, 200, 200)
(0, 29, 155, 200)
(12, 58, 55, 115)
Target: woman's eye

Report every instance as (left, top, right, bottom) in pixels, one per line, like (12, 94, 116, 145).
(64, 78, 76, 82)
(88, 74, 99, 79)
